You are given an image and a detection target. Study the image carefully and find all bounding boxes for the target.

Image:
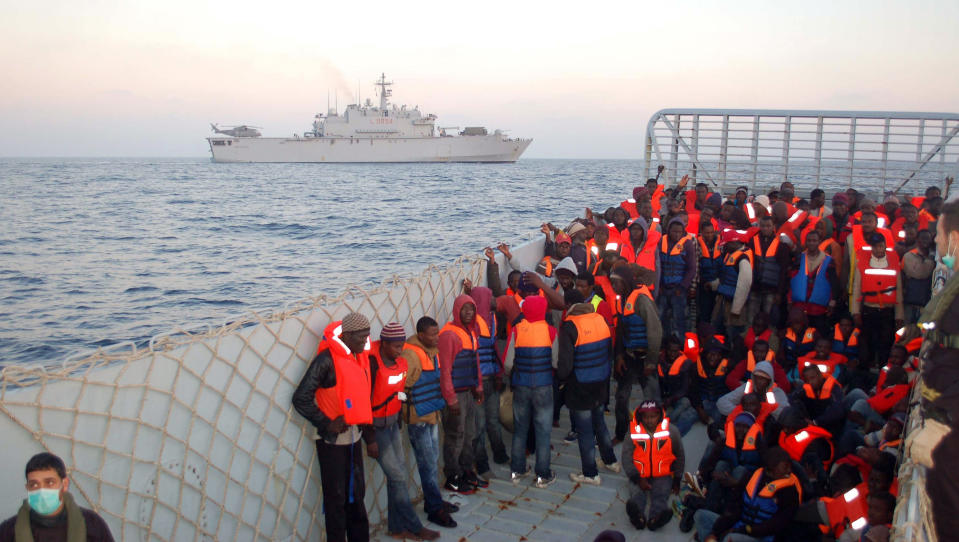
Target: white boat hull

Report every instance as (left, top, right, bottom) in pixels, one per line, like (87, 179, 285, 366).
(207, 135, 532, 163)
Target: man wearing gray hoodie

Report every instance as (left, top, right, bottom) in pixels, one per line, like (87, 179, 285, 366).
(717, 361, 790, 420)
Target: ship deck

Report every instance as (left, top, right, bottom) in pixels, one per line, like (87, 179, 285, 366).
(370, 390, 708, 542)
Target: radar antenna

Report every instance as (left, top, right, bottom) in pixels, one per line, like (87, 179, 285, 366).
(377, 73, 393, 110)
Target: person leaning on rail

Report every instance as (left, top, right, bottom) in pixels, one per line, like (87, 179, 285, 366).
(292, 312, 377, 542)
(0, 452, 114, 542)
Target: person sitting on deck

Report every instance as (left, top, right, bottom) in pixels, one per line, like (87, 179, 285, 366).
(726, 339, 791, 393)
(780, 308, 816, 376)
(719, 360, 790, 421)
(0, 452, 114, 542)
(693, 447, 801, 542)
(791, 335, 847, 389)
(658, 336, 699, 436)
(622, 400, 685, 531)
(789, 364, 845, 441)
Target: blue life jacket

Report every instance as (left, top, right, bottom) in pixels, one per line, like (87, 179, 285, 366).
(790, 252, 832, 306)
(511, 319, 554, 387)
(752, 236, 782, 289)
(831, 324, 859, 361)
(718, 249, 752, 299)
(696, 358, 729, 402)
(734, 469, 802, 542)
(476, 315, 500, 377)
(566, 312, 612, 384)
(783, 327, 816, 369)
(403, 343, 446, 417)
(620, 287, 654, 350)
(698, 237, 723, 283)
(660, 235, 692, 287)
(719, 420, 763, 468)
(440, 323, 479, 390)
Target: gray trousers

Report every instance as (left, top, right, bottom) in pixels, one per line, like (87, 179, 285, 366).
(441, 390, 477, 479)
(627, 475, 673, 519)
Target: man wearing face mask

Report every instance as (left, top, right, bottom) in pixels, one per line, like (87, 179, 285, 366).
(0, 452, 114, 541)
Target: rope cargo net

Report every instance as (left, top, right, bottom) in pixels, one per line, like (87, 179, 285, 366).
(0, 251, 492, 541)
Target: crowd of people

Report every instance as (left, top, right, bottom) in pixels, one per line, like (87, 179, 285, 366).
(285, 173, 959, 542)
(4, 176, 957, 542)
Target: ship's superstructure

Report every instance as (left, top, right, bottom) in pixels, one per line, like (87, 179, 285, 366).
(207, 74, 531, 163)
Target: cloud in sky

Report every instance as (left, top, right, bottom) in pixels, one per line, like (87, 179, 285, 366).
(1, 0, 957, 158)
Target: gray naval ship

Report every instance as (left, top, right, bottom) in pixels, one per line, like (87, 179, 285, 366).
(207, 73, 532, 163)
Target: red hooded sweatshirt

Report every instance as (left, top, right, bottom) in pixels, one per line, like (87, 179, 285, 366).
(439, 294, 484, 405)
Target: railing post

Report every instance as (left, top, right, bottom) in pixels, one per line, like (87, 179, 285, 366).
(881, 117, 891, 194)
(691, 115, 700, 185)
(751, 115, 760, 190)
(848, 117, 857, 189)
(781, 116, 791, 192)
(815, 115, 824, 188)
(720, 115, 729, 189)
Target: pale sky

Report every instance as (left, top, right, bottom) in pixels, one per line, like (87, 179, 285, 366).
(2, 0, 958, 158)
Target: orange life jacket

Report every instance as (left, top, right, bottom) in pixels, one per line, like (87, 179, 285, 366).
(683, 332, 700, 362)
(867, 383, 911, 414)
(779, 425, 834, 465)
(630, 416, 675, 478)
(744, 380, 780, 407)
(621, 198, 639, 219)
(746, 349, 775, 373)
(621, 229, 661, 271)
(725, 417, 763, 451)
(858, 252, 900, 307)
(803, 375, 839, 400)
(697, 357, 729, 378)
(799, 353, 846, 377)
(822, 483, 869, 537)
(313, 321, 374, 425)
(369, 341, 408, 419)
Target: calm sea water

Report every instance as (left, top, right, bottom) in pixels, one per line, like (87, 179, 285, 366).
(0, 158, 644, 365)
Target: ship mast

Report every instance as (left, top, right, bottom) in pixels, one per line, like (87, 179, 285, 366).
(377, 73, 392, 110)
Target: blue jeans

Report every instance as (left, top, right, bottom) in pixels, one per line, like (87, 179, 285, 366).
(657, 286, 688, 340)
(701, 399, 721, 425)
(511, 385, 554, 478)
(375, 422, 424, 534)
(694, 509, 763, 542)
(704, 461, 749, 512)
(571, 405, 617, 477)
(667, 397, 700, 436)
(407, 422, 443, 515)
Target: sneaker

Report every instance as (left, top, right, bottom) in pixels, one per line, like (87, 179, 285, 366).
(683, 471, 705, 498)
(426, 510, 457, 528)
(626, 500, 645, 529)
(569, 471, 602, 485)
(441, 500, 460, 513)
(679, 506, 696, 533)
(563, 431, 578, 443)
(412, 527, 441, 540)
(534, 472, 556, 489)
(510, 467, 531, 485)
(443, 475, 475, 495)
(463, 471, 489, 489)
(597, 458, 622, 474)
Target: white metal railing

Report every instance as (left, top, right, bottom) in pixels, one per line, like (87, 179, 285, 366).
(644, 109, 959, 195)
